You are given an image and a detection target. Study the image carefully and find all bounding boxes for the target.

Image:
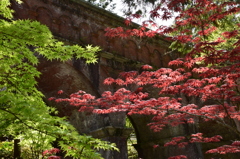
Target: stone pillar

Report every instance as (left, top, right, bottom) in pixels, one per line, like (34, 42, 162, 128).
(90, 126, 133, 159)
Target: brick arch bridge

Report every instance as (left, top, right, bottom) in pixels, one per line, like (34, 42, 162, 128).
(12, 0, 203, 159)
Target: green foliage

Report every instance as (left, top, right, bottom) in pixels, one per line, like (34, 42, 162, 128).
(0, 141, 13, 158)
(169, 40, 192, 55)
(0, 0, 116, 158)
(60, 134, 118, 159)
(207, 15, 240, 51)
(125, 118, 138, 159)
(128, 141, 138, 159)
(0, 0, 21, 19)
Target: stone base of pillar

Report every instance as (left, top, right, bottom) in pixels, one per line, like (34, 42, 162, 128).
(90, 126, 133, 159)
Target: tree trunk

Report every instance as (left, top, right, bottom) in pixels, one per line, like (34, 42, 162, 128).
(14, 139, 21, 159)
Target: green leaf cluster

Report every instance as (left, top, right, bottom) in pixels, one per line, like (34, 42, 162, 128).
(0, 141, 13, 158)
(0, 0, 115, 158)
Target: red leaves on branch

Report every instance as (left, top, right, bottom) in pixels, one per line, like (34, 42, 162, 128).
(141, 64, 153, 70)
(150, 10, 160, 19)
(103, 77, 115, 85)
(164, 136, 186, 147)
(190, 133, 222, 143)
(198, 26, 217, 36)
(206, 141, 240, 154)
(222, 30, 238, 39)
(42, 148, 60, 159)
(164, 133, 222, 153)
(57, 90, 63, 94)
(169, 59, 184, 66)
(168, 155, 187, 159)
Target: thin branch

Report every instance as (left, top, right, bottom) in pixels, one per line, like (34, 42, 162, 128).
(0, 108, 58, 138)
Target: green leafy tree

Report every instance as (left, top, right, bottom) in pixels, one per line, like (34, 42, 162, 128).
(0, 0, 117, 158)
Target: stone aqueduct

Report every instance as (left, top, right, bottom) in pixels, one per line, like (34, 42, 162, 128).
(11, 0, 192, 159)
(12, 0, 171, 68)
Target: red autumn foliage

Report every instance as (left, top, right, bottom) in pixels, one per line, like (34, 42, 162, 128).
(57, 90, 64, 95)
(168, 155, 187, 159)
(206, 141, 240, 154)
(42, 148, 60, 159)
(52, 0, 240, 158)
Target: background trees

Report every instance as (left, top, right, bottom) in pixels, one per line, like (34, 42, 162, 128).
(55, 0, 240, 158)
(0, 0, 117, 158)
